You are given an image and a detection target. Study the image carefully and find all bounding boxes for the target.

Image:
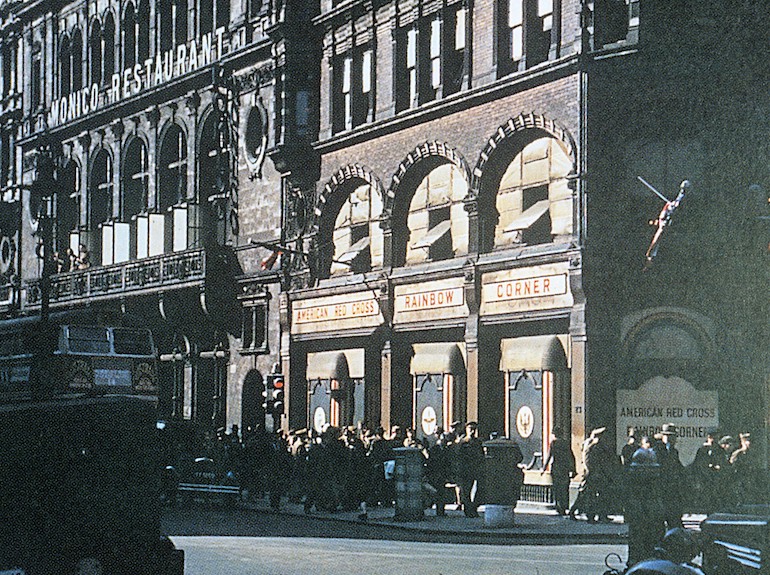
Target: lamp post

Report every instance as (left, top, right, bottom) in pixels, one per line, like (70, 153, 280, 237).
(28, 139, 59, 399)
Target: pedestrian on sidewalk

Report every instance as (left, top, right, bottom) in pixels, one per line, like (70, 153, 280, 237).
(457, 422, 485, 517)
(426, 431, 454, 516)
(542, 427, 575, 515)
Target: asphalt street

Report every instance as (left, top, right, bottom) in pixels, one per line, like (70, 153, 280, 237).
(163, 507, 626, 575)
(172, 535, 625, 575)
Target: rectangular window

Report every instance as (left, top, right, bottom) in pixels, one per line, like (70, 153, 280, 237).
(509, 0, 524, 62)
(31, 54, 41, 110)
(361, 50, 372, 94)
(538, 0, 553, 32)
(342, 56, 352, 130)
(455, 8, 466, 50)
(430, 18, 441, 90)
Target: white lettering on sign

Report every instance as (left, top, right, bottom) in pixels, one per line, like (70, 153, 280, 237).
(487, 273, 567, 302)
(294, 297, 379, 324)
(396, 287, 464, 311)
(616, 376, 718, 465)
(48, 27, 226, 127)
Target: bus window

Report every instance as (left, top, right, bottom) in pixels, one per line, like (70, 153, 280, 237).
(66, 326, 111, 354)
(112, 328, 155, 357)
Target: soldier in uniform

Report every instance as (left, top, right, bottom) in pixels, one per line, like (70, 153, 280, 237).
(691, 429, 726, 513)
(457, 422, 485, 517)
(653, 423, 685, 529)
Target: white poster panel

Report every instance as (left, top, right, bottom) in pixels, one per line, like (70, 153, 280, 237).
(135, 215, 148, 259)
(113, 222, 130, 263)
(148, 213, 165, 256)
(173, 206, 188, 252)
(101, 223, 113, 265)
(616, 376, 718, 465)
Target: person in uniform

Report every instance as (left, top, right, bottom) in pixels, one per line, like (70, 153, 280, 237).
(570, 427, 617, 522)
(621, 426, 638, 467)
(457, 422, 485, 517)
(425, 431, 453, 516)
(542, 427, 576, 515)
(653, 423, 685, 529)
(691, 429, 726, 513)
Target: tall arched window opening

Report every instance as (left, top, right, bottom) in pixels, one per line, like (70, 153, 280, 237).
(89, 149, 114, 264)
(72, 29, 83, 91)
(89, 20, 103, 86)
(103, 13, 115, 85)
(137, 0, 150, 63)
(124, 3, 137, 70)
(59, 35, 72, 97)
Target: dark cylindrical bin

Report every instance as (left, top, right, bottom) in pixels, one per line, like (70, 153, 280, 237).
(393, 447, 425, 521)
(483, 438, 523, 527)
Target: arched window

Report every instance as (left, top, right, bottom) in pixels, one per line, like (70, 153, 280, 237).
(159, 0, 188, 52)
(200, 0, 213, 37)
(216, 0, 230, 30)
(330, 183, 382, 275)
(103, 13, 115, 84)
(138, 0, 150, 63)
(493, 136, 572, 248)
(89, 20, 102, 86)
(158, 124, 187, 210)
(72, 29, 83, 91)
(405, 163, 468, 264)
(122, 138, 149, 220)
(89, 149, 114, 262)
(56, 160, 81, 265)
(59, 34, 71, 97)
(124, 3, 137, 70)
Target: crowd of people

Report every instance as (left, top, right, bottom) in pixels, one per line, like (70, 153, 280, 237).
(570, 425, 760, 522)
(164, 420, 520, 520)
(164, 419, 760, 528)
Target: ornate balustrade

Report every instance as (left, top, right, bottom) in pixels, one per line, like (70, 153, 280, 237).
(25, 249, 207, 307)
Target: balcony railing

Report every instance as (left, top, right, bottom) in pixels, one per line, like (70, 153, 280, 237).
(25, 249, 207, 307)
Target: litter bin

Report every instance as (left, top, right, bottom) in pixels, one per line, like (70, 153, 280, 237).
(393, 447, 425, 521)
(482, 438, 523, 527)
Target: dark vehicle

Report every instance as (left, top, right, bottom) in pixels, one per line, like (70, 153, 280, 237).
(176, 457, 240, 507)
(701, 505, 770, 574)
(0, 394, 183, 575)
(0, 321, 159, 397)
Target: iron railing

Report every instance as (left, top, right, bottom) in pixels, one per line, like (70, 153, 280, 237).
(25, 249, 207, 307)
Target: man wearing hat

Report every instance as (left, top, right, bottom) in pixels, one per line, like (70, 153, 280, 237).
(692, 428, 727, 513)
(457, 422, 484, 517)
(654, 423, 684, 528)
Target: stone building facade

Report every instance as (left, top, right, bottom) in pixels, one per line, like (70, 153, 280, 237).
(0, 0, 768, 499)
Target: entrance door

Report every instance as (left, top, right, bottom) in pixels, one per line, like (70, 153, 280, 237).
(414, 373, 445, 441)
(308, 379, 331, 433)
(507, 370, 544, 468)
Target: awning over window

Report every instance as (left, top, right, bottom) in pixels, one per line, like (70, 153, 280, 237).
(306, 349, 365, 379)
(503, 199, 550, 233)
(336, 235, 370, 265)
(499, 335, 567, 372)
(411, 219, 451, 249)
(410, 342, 465, 375)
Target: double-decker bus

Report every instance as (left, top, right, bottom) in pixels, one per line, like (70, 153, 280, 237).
(0, 320, 183, 574)
(0, 321, 158, 398)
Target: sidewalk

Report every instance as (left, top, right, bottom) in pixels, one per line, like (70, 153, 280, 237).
(243, 497, 632, 544)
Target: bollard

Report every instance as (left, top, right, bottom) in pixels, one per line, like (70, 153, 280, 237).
(393, 447, 425, 521)
(482, 438, 522, 527)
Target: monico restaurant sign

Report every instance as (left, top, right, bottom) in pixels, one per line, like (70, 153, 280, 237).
(48, 28, 227, 127)
(616, 376, 718, 465)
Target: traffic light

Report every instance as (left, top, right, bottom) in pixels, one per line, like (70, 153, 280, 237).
(270, 374, 285, 417)
(262, 375, 273, 412)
